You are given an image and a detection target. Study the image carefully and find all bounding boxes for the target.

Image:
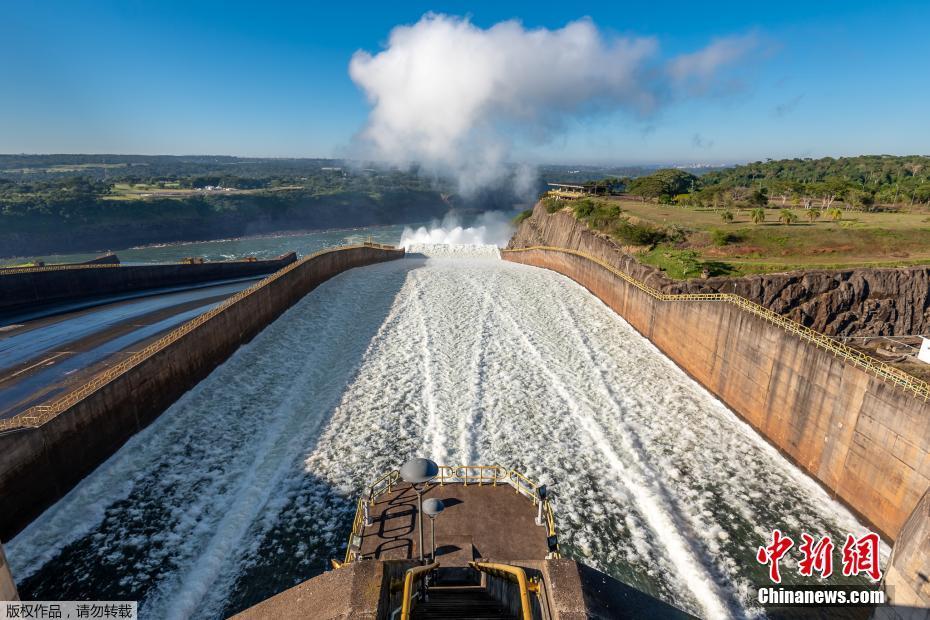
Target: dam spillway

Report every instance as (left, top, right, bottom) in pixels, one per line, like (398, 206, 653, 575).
(7, 246, 883, 618)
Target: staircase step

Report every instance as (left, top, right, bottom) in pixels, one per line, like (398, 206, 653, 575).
(411, 585, 517, 619)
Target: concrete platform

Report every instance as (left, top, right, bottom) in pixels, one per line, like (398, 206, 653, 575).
(233, 557, 697, 619)
(358, 482, 551, 564)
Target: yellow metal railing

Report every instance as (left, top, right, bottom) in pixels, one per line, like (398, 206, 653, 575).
(0, 252, 315, 274)
(503, 246, 930, 401)
(399, 561, 439, 620)
(437, 464, 505, 486)
(0, 243, 402, 432)
(342, 464, 559, 565)
(469, 561, 539, 620)
(0, 263, 120, 275)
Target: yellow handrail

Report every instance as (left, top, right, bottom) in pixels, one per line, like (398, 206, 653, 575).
(503, 246, 930, 401)
(469, 561, 537, 620)
(400, 562, 439, 620)
(0, 244, 403, 432)
(0, 263, 120, 275)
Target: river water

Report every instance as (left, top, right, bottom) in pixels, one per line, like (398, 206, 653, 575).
(0, 225, 408, 266)
(6, 246, 886, 618)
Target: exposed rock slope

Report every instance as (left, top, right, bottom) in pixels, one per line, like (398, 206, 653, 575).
(508, 203, 930, 336)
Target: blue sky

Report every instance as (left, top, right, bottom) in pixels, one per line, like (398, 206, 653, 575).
(2, 0, 928, 164)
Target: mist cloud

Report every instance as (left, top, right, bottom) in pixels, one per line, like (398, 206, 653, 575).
(349, 14, 756, 194)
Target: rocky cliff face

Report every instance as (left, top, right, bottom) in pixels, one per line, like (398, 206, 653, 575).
(508, 203, 930, 337)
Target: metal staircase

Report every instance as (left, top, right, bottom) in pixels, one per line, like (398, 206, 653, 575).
(411, 585, 517, 619)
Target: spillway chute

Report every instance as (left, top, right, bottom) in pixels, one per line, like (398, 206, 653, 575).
(403, 243, 501, 259)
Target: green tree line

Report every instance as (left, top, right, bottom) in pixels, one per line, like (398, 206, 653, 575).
(620, 156, 930, 209)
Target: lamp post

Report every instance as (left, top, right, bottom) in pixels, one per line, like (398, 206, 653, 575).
(399, 457, 439, 563)
(422, 498, 445, 563)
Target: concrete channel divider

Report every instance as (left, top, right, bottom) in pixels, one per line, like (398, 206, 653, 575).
(0, 253, 299, 316)
(0, 243, 404, 540)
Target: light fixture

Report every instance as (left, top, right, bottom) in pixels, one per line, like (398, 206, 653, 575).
(399, 457, 439, 563)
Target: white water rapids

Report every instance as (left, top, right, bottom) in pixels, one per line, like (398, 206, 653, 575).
(7, 246, 884, 618)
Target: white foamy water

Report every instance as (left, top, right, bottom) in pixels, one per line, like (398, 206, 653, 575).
(8, 248, 886, 619)
(405, 243, 501, 259)
(399, 212, 515, 249)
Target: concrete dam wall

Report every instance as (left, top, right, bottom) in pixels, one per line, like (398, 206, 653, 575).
(0, 244, 404, 540)
(880, 489, 930, 614)
(503, 243, 930, 542)
(0, 253, 298, 316)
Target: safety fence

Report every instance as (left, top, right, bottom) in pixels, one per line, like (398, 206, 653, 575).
(0, 247, 373, 275)
(470, 562, 540, 620)
(343, 464, 559, 565)
(0, 243, 400, 432)
(0, 263, 120, 275)
(397, 561, 439, 620)
(503, 246, 930, 401)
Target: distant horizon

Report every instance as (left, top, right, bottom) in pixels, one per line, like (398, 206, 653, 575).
(3, 1, 929, 166)
(4, 151, 929, 171)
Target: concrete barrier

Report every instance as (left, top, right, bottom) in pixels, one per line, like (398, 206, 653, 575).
(0, 253, 298, 316)
(503, 247, 930, 542)
(0, 244, 404, 540)
(880, 489, 930, 616)
(0, 542, 17, 601)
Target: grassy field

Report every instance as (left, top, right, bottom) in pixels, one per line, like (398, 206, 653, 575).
(580, 197, 930, 278)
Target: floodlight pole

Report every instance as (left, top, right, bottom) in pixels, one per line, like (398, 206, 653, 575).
(416, 484, 425, 563)
(430, 516, 437, 563)
(399, 457, 439, 566)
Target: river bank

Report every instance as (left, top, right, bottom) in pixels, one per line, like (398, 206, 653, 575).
(0, 189, 454, 257)
(1, 225, 408, 267)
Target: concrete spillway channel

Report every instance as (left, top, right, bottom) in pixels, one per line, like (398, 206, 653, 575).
(6, 245, 884, 619)
(0, 279, 260, 419)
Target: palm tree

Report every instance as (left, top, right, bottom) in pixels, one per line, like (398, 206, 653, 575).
(779, 209, 798, 225)
(720, 210, 734, 224)
(750, 208, 766, 224)
(827, 207, 843, 221)
(805, 208, 821, 223)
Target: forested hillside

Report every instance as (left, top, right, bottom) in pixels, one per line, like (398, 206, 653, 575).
(621, 156, 930, 208)
(0, 156, 463, 256)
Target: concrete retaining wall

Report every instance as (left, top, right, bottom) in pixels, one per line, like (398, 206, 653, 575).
(0, 543, 17, 600)
(503, 248, 930, 542)
(0, 245, 403, 540)
(0, 253, 298, 315)
(880, 489, 930, 617)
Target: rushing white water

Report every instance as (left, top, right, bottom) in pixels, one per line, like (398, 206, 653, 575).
(8, 246, 886, 619)
(400, 212, 514, 249)
(405, 242, 501, 259)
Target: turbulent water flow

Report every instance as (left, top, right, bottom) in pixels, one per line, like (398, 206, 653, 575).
(8, 246, 885, 619)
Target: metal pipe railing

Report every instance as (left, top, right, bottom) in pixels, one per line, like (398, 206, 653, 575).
(0, 244, 403, 432)
(469, 561, 538, 620)
(398, 562, 439, 620)
(341, 463, 560, 565)
(0, 263, 120, 275)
